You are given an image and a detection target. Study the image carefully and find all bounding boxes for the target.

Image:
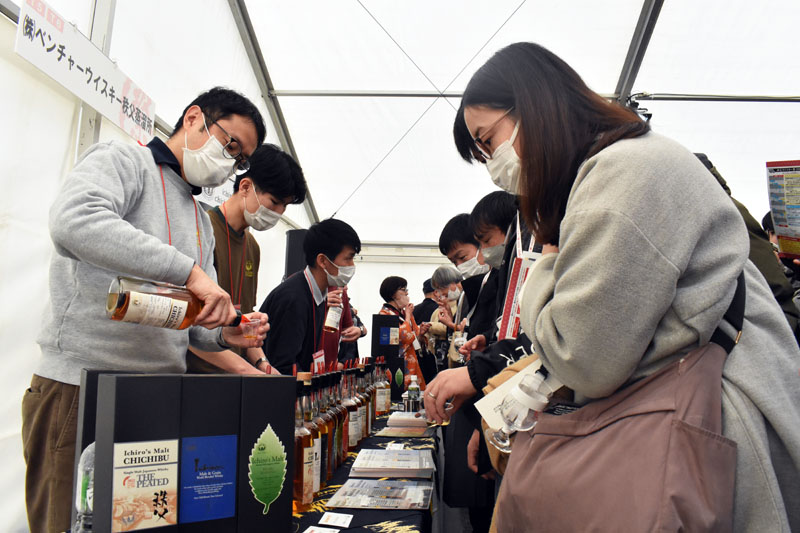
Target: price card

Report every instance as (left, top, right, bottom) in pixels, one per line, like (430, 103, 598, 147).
(303, 527, 340, 533)
(320, 511, 354, 528)
(386, 442, 405, 450)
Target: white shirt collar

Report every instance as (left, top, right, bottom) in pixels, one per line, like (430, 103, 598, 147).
(304, 266, 326, 306)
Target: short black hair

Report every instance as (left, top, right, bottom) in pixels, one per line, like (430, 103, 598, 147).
(303, 218, 361, 268)
(439, 213, 479, 255)
(762, 211, 775, 234)
(234, 143, 307, 204)
(171, 87, 266, 146)
(469, 191, 518, 238)
(380, 276, 407, 302)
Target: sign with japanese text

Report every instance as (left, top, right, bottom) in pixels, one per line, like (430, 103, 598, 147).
(14, 0, 155, 144)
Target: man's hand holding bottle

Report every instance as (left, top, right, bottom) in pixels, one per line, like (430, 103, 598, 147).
(185, 264, 237, 328)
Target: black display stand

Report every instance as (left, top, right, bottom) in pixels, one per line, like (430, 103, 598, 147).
(371, 314, 405, 402)
(83, 372, 295, 532)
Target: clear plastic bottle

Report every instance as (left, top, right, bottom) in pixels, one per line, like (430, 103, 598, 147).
(407, 375, 421, 413)
(73, 442, 95, 533)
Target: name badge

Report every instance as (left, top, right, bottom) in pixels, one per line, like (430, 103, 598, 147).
(312, 349, 325, 375)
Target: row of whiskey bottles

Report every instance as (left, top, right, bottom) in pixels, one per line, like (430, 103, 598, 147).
(293, 360, 392, 511)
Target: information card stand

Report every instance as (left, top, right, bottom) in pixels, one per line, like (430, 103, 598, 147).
(371, 314, 405, 402)
(85, 373, 295, 532)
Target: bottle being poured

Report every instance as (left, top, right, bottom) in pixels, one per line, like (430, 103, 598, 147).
(107, 276, 242, 330)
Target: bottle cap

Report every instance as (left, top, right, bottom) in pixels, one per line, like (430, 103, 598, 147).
(297, 371, 313, 383)
(228, 309, 243, 327)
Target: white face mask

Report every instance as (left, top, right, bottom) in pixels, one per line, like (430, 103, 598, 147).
(182, 116, 235, 188)
(457, 256, 490, 278)
(323, 255, 356, 287)
(447, 287, 462, 301)
(486, 121, 521, 194)
(242, 187, 281, 231)
(481, 243, 506, 269)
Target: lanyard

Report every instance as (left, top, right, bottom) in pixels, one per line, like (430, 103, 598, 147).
(159, 165, 202, 265)
(303, 270, 322, 351)
(221, 202, 246, 307)
(463, 270, 492, 325)
(515, 212, 535, 257)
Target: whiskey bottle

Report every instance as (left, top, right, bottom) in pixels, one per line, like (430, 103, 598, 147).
(299, 373, 321, 496)
(323, 287, 347, 333)
(293, 380, 314, 512)
(107, 276, 241, 330)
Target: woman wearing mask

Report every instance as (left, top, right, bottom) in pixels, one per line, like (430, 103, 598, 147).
(379, 276, 431, 390)
(424, 42, 800, 531)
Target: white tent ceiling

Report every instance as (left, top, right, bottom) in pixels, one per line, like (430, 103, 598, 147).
(8, 0, 797, 242)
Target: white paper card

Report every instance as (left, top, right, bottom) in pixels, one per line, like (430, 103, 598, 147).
(303, 527, 340, 533)
(386, 442, 405, 450)
(475, 358, 542, 430)
(320, 512, 354, 527)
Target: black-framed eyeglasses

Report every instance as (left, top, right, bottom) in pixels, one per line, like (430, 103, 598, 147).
(472, 107, 514, 161)
(205, 114, 250, 175)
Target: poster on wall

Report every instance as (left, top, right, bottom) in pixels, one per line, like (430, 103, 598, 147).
(14, 0, 155, 144)
(767, 160, 800, 258)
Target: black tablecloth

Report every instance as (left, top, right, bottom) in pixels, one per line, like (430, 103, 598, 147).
(293, 414, 436, 533)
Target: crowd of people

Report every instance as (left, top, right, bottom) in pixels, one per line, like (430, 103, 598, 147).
(22, 41, 800, 532)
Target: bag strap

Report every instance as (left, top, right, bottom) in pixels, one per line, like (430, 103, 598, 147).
(709, 271, 746, 354)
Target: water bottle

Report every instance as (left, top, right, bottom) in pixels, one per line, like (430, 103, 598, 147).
(73, 442, 95, 532)
(407, 375, 421, 412)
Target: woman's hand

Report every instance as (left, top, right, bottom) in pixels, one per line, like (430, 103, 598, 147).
(419, 322, 431, 336)
(423, 367, 477, 424)
(438, 305, 456, 329)
(459, 334, 486, 356)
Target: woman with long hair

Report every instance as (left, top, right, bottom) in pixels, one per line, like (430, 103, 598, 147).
(424, 42, 800, 531)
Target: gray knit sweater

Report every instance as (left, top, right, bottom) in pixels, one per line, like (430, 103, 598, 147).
(36, 141, 224, 386)
(520, 132, 800, 532)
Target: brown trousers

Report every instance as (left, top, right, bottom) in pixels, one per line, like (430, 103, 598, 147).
(21, 375, 80, 533)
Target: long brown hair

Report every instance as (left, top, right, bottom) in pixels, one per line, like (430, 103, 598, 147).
(453, 43, 649, 244)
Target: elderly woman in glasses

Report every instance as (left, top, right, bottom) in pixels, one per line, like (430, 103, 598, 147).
(379, 276, 431, 390)
(427, 266, 469, 368)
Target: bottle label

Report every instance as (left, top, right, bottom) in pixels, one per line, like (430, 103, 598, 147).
(312, 439, 321, 494)
(324, 305, 343, 330)
(122, 290, 188, 329)
(378, 388, 390, 413)
(302, 447, 314, 504)
(408, 386, 420, 401)
(348, 412, 360, 447)
(358, 406, 367, 436)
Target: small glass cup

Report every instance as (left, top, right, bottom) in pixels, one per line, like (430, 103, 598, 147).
(241, 318, 261, 339)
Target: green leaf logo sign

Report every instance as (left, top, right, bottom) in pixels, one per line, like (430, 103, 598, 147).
(248, 424, 287, 514)
(395, 368, 404, 388)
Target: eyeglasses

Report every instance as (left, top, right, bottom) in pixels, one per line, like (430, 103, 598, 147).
(205, 114, 250, 175)
(472, 107, 514, 161)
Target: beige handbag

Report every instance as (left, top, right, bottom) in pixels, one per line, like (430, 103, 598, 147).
(495, 273, 744, 532)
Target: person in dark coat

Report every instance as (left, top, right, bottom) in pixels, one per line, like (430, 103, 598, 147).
(413, 278, 439, 325)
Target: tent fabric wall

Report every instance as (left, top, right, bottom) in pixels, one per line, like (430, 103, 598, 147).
(0, 15, 84, 531)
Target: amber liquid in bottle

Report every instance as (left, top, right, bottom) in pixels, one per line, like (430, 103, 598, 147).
(320, 376, 337, 481)
(343, 371, 361, 450)
(311, 377, 333, 489)
(334, 373, 349, 465)
(293, 381, 314, 513)
(107, 276, 240, 329)
(299, 374, 321, 497)
(356, 369, 370, 440)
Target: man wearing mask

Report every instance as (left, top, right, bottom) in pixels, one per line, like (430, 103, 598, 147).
(187, 143, 308, 374)
(259, 219, 361, 374)
(23, 87, 269, 532)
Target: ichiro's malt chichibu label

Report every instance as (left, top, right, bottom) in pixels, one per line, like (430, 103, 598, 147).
(112, 439, 179, 531)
